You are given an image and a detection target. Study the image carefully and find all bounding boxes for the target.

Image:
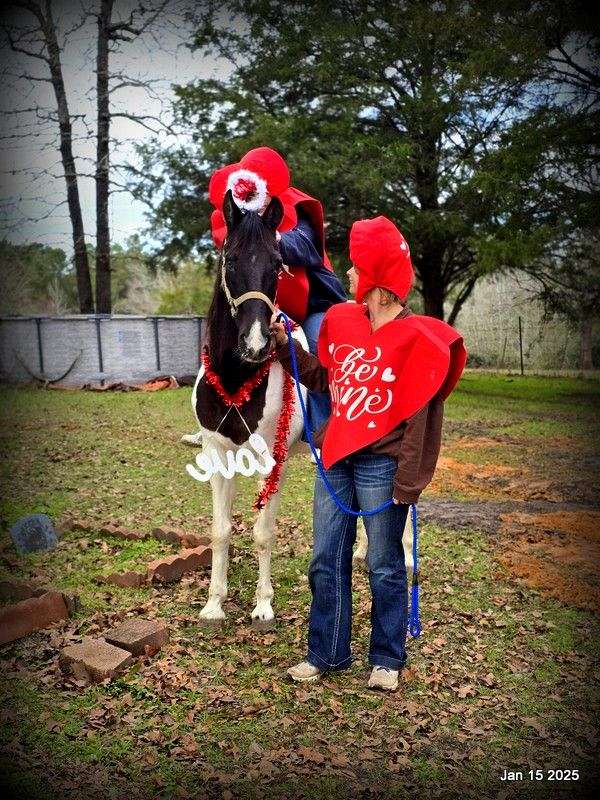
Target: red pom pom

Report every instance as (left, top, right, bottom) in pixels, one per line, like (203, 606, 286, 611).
(233, 177, 257, 202)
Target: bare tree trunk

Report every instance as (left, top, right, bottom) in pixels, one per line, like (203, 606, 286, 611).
(95, 0, 113, 314)
(580, 316, 593, 370)
(38, 1, 94, 313)
(447, 277, 477, 326)
(418, 248, 446, 319)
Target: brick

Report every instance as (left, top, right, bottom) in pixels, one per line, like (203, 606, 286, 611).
(59, 637, 133, 682)
(152, 527, 210, 548)
(105, 618, 168, 656)
(96, 571, 146, 588)
(0, 590, 69, 645)
(180, 533, 210, 548)
(99, 523, 119, 536)
(70, 519, 92, 531)
(147, 545, 212, 583)
(99, 524, 146, 541)
(111, 527, 147, 541)
(0, 579, 46, 604)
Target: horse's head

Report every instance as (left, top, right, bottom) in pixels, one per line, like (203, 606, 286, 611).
(221, 189, 284, 363)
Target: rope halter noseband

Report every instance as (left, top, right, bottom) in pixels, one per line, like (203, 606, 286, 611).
(220, 240, 278, 317)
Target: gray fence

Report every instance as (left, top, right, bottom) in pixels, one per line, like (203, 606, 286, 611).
(0, 315, 205, 387)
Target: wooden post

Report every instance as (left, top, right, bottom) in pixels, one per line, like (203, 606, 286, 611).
(518, 316, 524, 376)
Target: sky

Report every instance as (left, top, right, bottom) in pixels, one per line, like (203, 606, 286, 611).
(0, 0, 230, 254)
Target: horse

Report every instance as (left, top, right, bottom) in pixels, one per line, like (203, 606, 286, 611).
(190, 190, 307, 628)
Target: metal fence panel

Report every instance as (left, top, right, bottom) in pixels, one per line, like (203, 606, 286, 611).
(0, 315, 204, 386)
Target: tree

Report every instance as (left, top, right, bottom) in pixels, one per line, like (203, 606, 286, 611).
(134, 0, 589, 320)
(2, 0, 184, 314)
(484, 2, 600, 367)
(0, 239, 77, 313)
(94, 0, 171, 313)
(1, 0, 94, 312)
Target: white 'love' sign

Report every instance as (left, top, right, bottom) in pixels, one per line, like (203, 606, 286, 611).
(186, 433, 276, 482)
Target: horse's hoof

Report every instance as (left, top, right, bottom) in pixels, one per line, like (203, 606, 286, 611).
(180, 432, 203, 446)
(251, 617, 276, 632)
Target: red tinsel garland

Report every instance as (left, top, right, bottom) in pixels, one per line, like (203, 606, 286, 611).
(201, 348, 275, 407)
(253, 367, 295, 511)
(201, 347, 296, 511)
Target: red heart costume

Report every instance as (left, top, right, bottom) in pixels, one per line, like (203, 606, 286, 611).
(317, 303, 467, 468)
(208, 147, 334, 322)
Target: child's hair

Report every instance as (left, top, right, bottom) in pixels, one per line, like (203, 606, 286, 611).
(376, 287, 403, 306)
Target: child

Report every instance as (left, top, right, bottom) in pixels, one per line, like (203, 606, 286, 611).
(271, 216, 466, 691)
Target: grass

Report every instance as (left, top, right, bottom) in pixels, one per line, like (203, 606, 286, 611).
(0, 374, 599, 799)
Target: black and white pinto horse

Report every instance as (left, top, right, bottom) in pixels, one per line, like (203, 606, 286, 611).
(189, 191, 307, 627)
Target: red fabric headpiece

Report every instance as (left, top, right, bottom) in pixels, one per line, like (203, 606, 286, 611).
(208, 147, 298, 247)
(208, 147, 290, 209)
(350, 216, 414, 303)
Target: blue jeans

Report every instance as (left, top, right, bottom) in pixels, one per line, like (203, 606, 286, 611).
(306, 453, 409, 672)
(301, 312, 331, 437)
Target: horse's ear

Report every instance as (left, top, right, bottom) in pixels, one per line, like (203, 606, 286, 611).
(262, 196, 284, 232)
(223, 189, 243, 231)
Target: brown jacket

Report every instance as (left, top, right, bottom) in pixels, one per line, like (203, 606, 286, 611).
(276, 307, 444, 504)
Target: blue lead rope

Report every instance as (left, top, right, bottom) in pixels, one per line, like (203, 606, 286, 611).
(278, 311, 421, 637)
(409, 503, 421, 638)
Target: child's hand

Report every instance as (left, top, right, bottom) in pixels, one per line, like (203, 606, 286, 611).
(269, 316, 288, 346)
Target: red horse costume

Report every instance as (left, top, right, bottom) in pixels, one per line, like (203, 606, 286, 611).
(208, 147, 334, 322)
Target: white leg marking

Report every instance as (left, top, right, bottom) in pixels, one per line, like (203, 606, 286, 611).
(353, 513, 413, 573)
(353, 518, 368, 562)
(250, 466, 286, 624)
(403, 511, 414, 572)
(200, 446, 236, 621)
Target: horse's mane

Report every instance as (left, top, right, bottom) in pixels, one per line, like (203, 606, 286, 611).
(225, 210, 278, 258)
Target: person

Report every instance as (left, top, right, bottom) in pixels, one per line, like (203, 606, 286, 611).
(208, 147, 346, 436)
(270, 215, 466, 691)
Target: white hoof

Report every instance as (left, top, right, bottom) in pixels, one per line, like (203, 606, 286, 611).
(180, 432, 203, 446)
(199, 601, 226, 621)
(251, 601, 274, 625)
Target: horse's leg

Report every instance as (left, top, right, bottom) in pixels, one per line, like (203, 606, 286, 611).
(180, 431, 203, 446)
(353, 518, 368, 564)
(199, 468, 236, 623)
(402, 510, 414, 572)
(250, 468, 286, 629)
(353, 512, 414, 572)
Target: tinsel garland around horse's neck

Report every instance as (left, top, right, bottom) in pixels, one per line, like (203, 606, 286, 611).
(205, 278, 268, 396)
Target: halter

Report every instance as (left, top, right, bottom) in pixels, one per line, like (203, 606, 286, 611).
(220, 240, 278, 317)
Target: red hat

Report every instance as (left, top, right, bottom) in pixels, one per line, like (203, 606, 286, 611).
(349, 216, 414, 303)
(208, 147, 290, 212)
(208, 147, 297, 246)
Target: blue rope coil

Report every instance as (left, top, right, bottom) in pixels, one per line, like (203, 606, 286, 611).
(278, 311, 421, 637)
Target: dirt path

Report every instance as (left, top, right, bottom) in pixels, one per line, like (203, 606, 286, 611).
(421, 498, 600, 613)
